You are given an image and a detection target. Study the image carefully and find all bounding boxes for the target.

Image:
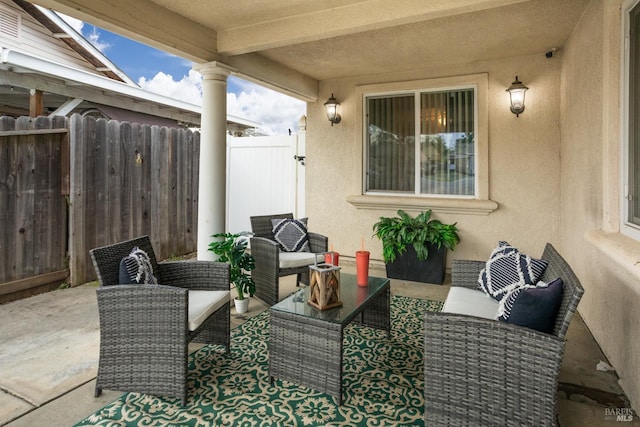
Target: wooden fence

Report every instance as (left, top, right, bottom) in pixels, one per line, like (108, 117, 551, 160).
(0, 114, 200, 296)
(0, 116, 69, 299)
(70, 115, 200, 284)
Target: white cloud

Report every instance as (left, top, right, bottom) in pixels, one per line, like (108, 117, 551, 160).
(227, 79, 306, 136)
(138, 70, 202, 105)
(55, 15, 306, 136)
(139, 73, 306, 136)
(85, 27, 111, 53)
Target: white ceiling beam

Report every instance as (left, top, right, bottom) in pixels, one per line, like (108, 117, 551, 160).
(224, 53, 318, 103)
(217, 0, 530, 55)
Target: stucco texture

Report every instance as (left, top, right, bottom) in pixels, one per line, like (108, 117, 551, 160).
(305, 0, 640, 411)
(561, 0, 640, 410)
(306, 55, 561, 265)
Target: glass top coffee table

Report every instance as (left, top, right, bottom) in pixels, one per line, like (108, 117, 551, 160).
(269, 273, 390, 404)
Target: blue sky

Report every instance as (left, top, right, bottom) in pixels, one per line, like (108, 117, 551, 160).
(62, 16, 306, 135)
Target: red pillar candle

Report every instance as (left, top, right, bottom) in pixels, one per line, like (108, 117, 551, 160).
(356, 250, 370, 286)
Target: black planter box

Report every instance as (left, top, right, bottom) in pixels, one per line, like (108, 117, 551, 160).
(385, 243, 446, 284)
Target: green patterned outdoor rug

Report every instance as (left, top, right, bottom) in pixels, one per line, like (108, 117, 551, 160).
(75, 295, 442, 427)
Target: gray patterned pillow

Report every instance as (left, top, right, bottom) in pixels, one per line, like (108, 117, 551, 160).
(477, 241, 548, 302)
(271, 218, 310, 252)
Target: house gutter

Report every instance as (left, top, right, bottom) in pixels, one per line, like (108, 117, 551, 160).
(1, 47, 202, 114)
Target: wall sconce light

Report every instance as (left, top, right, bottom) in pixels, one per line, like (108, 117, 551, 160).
(506, 76, 528, 117)
(324, 93, 341, 126)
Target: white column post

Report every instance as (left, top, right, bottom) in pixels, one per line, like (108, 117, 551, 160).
(193, 61, 236, 260)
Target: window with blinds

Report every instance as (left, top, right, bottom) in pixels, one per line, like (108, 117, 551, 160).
(366, 87, 476, 197)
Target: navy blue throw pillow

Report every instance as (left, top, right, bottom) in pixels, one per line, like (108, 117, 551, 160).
(498, 278, 564, 333)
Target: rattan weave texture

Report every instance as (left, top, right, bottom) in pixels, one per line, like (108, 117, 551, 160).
(269, 279, 390, 404)
(424, 243, 584, 426)
(250, 213, 328, 306)
(89, 235, 230, 405)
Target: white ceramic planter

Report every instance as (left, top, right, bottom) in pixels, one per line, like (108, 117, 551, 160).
(234, 297, 250, 314)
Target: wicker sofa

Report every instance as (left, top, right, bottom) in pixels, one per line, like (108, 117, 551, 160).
(424, 243, 584, 426)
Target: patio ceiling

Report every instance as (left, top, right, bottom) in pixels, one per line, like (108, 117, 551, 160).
(26, 0, 590, 101)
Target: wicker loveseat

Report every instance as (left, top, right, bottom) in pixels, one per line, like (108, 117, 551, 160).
(424, 243, 584, 426)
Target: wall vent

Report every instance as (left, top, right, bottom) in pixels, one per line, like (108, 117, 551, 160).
(0, 7, 21, 40)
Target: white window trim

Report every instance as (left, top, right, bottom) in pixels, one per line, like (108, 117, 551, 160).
(622, 0, 640, 241)
(349, 73, 497, 215)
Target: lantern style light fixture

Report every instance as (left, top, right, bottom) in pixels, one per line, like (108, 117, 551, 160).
(324, 93, 341, 126)
(506, 76, 528, 117)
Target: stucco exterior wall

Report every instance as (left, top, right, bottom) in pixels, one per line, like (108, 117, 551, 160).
(560, 0, 640, 410)
(305, 0, 640, 410)
(306, 55, 562, 267)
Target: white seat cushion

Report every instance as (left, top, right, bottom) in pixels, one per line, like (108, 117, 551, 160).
(279, 252, 324, 269)
(188, 290, 230, 331)
(442, 287, 499, 320)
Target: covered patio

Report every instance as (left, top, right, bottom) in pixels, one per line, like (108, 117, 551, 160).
(0, 266, 635, 426)
(16, 0, 640, 423)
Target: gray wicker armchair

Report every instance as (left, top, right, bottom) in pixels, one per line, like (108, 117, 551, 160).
(250, 213, 328, 306)
(89, 235, 230, 405)
(424, 243, 584, 426)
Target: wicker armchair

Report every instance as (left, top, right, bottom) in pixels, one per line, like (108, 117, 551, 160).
(250, 213, 328, 306)
(424, 243, 584, 426)
(89, 236, 230, 405)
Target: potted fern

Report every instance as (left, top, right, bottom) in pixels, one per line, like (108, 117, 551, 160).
(208, 231, 256, 313)
(372, 209, 459, 284)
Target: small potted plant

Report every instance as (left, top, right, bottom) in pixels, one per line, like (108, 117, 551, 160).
(372, 209, 459, 284)
(208, 231, 256, 313)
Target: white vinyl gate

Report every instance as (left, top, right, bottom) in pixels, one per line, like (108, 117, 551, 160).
(226, 131, 305, 234)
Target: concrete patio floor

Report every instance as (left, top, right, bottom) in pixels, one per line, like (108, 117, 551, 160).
(0, 262, 637, 426)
